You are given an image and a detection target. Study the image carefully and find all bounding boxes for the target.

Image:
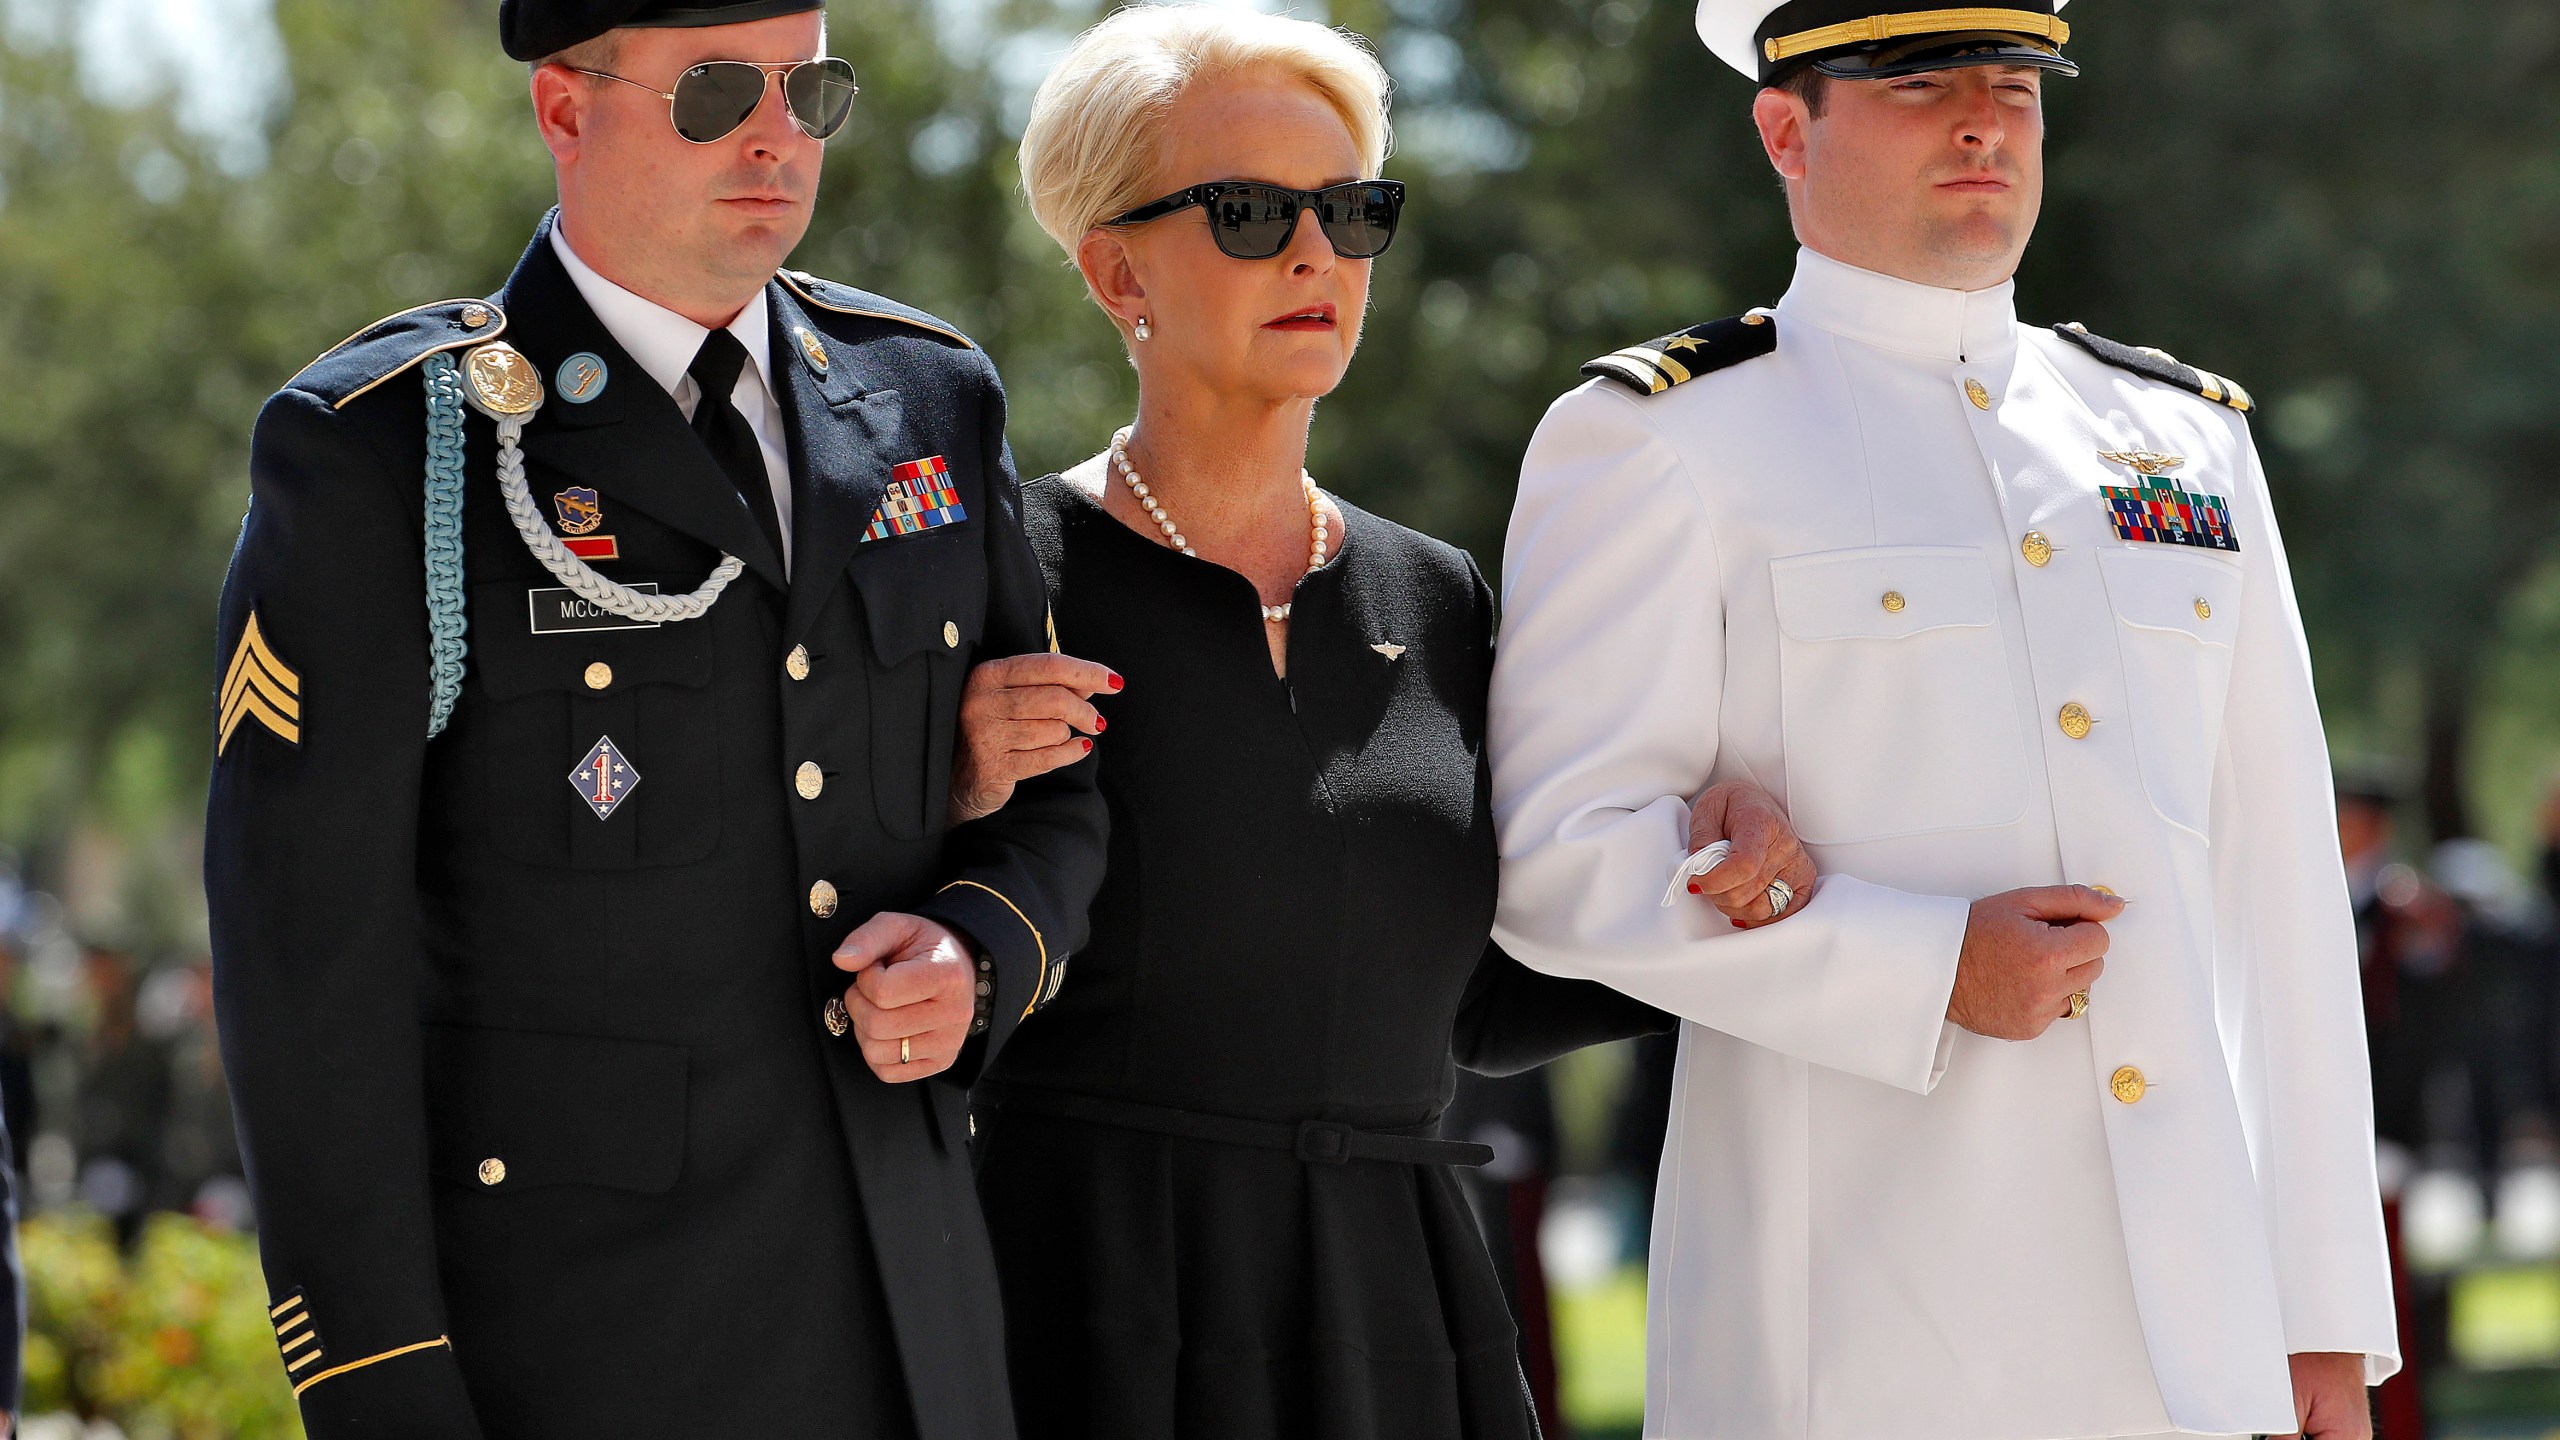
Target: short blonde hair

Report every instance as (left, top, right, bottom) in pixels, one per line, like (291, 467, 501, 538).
(1019, 4, 1393, 255)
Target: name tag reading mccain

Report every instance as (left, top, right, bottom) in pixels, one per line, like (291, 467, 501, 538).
(529, 584, 661, 634)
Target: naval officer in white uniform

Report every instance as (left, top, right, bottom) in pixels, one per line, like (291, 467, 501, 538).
(1488, 4, 2398, 1438)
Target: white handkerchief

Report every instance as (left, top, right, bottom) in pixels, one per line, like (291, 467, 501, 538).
(1661, 840, 1735, 908)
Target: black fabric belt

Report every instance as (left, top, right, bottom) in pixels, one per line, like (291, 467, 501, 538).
(981, 1083, 1495, 1168)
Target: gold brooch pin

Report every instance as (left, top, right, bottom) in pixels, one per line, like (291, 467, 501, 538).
(2098, 449, 2186, 476)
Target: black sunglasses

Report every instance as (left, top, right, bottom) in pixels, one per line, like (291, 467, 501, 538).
(1106, 179, 1407, 260)
(569, 58, 860, 144)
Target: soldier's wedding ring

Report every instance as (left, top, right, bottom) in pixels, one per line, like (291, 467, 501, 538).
(1765, 877, 1794, 918)
(2067, 991, 2090, 1020)
(899, 1037, 912, 1065)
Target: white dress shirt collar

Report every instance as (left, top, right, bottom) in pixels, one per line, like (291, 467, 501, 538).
(548, 224, 778, 410)
(1777, 245, 2019, 364)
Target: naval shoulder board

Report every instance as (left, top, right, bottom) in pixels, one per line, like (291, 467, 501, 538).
(2052, 322, 2255, 414)
(1583, 311, 1779, 397)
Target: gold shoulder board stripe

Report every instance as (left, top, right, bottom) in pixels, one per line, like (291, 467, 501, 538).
(1765, 8, 2069, 63)
(779, 272, 976, 350)
(1590, 351, 1675, 395)
(220, 611, 303, 754)
(310, 300, 511, 412)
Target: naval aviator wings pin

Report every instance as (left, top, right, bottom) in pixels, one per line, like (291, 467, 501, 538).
(863, 456, 968, 541)
(2097, 449, 2240, 553)
(569, 736, 640, 820)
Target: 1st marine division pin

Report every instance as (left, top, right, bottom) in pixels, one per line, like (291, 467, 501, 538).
(569, 736, 640, 820)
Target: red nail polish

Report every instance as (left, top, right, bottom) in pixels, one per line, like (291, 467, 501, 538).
(1107, 673, 1125, 691)
(1688, 883, 1702, 895)
(1094, 716, 1108, 733)
(1082, 738, 1094, 753)
(1731, 919, 1746, 929)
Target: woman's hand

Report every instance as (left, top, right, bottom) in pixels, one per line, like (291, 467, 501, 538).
(1685, 780, 1817, 929)
(950, 653, 1120, 826)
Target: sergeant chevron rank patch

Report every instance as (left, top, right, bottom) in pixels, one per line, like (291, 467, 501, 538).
(219, 611, 302, 755)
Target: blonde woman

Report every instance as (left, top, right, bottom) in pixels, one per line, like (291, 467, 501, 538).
(943, 7, 1817, 1436)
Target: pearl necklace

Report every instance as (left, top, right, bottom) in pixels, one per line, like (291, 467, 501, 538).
(1110, 427, 1328, 622)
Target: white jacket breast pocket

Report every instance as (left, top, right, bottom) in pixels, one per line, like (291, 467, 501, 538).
(2099, 548, 2242, 840)
(1770, 547, 2028, 846)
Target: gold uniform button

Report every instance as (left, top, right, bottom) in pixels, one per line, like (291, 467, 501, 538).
(943, 621, 960, 649)
(461, 303, 491, 329)
(823, 997, 851, 1037)
(477, 1158, 507, 1186)
(795, 762, 825, 800)
(583, 662, 613, 691)
(786, 645, 812, 681)
(2110, 1066, 2148, 1105)
(2058, 702, 2094, 740)
(1964, 378, 1993, 410)
(1881, 591, 1907, 614)
(809, 880, 839, 918)
(2194, 597, 2213, 620)
(2021, 531, 2053, 568)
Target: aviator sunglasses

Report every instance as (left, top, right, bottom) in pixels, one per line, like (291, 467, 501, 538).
(569, 58, 860, 144)
(1106, 179, 1407, 260)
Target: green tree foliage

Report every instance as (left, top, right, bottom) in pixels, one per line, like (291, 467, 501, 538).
(22, 1209, 304, 1436)
(4, 0, 2558, 903)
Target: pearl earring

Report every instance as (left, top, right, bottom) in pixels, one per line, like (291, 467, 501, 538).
(1134, 317, 1151, 342)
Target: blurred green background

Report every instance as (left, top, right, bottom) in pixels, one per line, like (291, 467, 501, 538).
(4, 0, 2560, 1434)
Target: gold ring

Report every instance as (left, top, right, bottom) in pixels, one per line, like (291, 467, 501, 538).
(2067, 991, 2089, 1020)
(899, 1037, 912, 1065)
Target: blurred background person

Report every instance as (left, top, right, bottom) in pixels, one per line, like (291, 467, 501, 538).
(69, 946, 167, 1247)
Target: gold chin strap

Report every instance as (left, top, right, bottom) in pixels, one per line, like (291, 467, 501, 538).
(1763, 7, 2070, 63)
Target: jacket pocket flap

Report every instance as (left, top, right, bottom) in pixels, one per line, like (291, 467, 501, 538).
(2098, 549, 2240, 646)
(1772, 547, 1996, 642)
(468, 580, 716, 699)
(425, 1025, 688, 1194)
(849, 538, 988, 666)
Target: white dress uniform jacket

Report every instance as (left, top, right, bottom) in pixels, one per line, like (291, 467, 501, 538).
(1489, 247, 2399, 1440)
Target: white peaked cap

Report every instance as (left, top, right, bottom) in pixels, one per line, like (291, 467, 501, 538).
(1696, 0, 2075, 82)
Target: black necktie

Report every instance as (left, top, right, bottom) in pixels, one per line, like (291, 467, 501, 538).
(685, 328, 786, 563)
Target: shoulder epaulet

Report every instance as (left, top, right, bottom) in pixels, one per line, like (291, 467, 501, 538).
(288, 299, 507, 412)
(1583, 312, 1779, 397)
(2050, 322, 2255, 414)
(778, 270, 976, 350)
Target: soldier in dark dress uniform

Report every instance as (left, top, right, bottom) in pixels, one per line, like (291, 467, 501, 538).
(204, 3, 1105, 1436)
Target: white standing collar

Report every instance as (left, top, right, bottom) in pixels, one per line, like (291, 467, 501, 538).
(1776, 245, 2019, 364)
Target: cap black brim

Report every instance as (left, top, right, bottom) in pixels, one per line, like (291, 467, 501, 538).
(1810, 38, 2080, 81)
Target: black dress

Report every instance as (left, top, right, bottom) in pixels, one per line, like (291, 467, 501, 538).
(974, 474, 1671, 1440)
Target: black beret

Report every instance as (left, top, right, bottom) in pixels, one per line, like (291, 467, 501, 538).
(502, 0, 824, 63)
